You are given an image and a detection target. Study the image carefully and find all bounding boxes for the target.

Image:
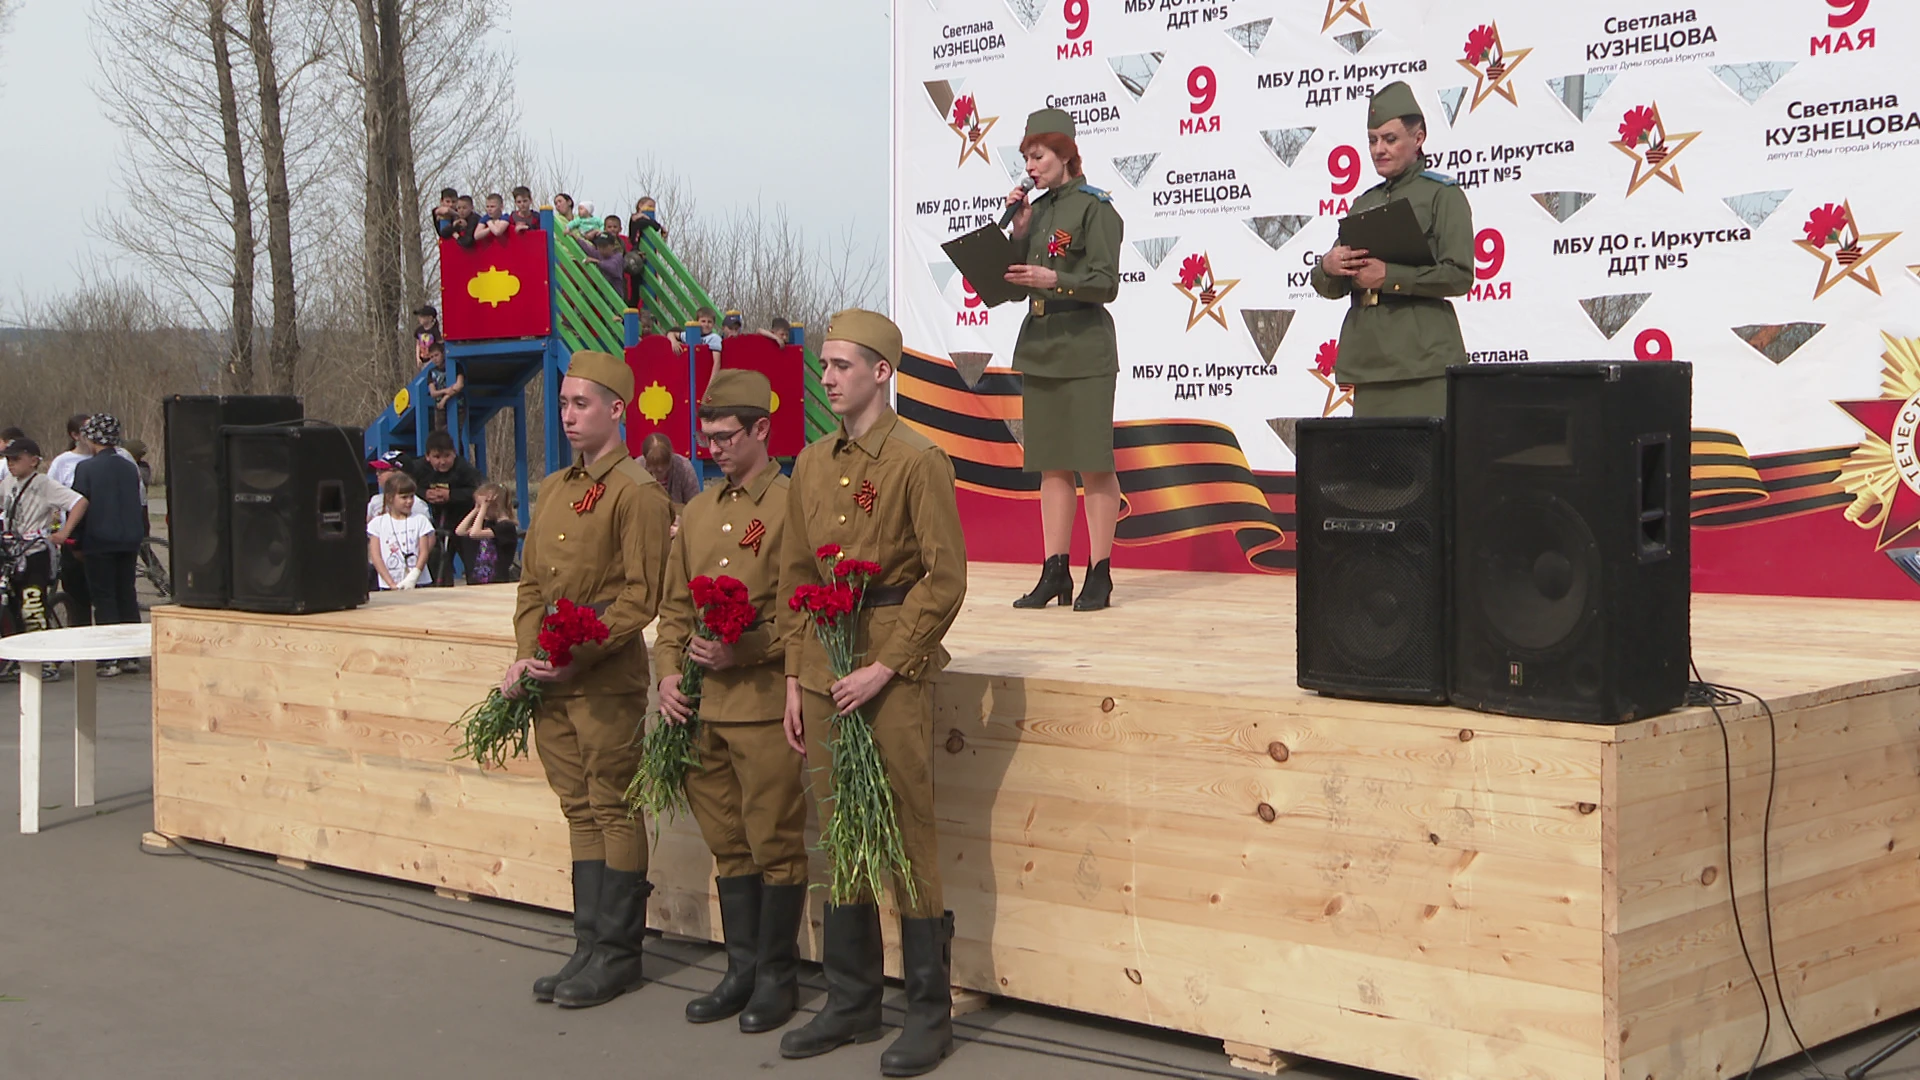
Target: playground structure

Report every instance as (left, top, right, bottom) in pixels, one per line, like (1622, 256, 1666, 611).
(363, 209, 833, 521)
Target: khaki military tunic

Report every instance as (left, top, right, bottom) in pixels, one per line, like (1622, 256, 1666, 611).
(652, 461, 807, 884)
(514, 446, 673, 872)
(1310, 165, 1473, 409)
(1012, 176, 1123, 379)
(777, 406, 968, 915)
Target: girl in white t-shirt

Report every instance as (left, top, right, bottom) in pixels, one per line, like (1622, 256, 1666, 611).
(367, 474, 435, 590)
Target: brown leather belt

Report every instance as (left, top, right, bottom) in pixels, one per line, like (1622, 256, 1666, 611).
(1030, 297, 1097, 317)
(863, 583, 912, 608)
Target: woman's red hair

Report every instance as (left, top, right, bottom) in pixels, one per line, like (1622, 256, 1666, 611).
(1019, 131, 1083, 179)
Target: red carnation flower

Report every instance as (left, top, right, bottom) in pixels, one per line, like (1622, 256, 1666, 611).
(1618, 105, 1656, 147)
(1464, 24, 1496, 64)
(952, 94, 976, 130)
(1803, 203, 1849, 248)
(1178, 253, 1210, 290)
(1315, 340, 1339, 377)
(816, 544, 842, 561)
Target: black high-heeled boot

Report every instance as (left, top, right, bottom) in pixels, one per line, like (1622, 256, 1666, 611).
(1012, 555, 1073, 609)
(1073, 559, 1113, 611)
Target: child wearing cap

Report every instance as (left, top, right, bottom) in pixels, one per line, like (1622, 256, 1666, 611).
(1, 438, 87, 680)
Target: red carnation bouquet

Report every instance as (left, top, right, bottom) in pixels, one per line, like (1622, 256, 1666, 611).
(455, 599, 609, 769)
(627, 575, 758, 828)
(791, 545, 916, 908)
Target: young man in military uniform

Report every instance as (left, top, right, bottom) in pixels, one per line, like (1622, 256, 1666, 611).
(504, 350, 673, 1008)
(776, 309, 969, 1076)
(654, 369, 809, 1033)
(1311, 80, 1474, 418)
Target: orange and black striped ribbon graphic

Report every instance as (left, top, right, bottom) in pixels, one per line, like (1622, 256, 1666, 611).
(897, 350, 1294, 572)
(897, 354, 1864, 571)
(1689, 429, 1856, 528)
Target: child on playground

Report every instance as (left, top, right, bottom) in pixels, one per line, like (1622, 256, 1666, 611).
(368, 473, 435, 590)
(694, 306, 724, 350)
(414, 305, 442, 368)
(589, 233, 627, 291)
(510, 186, 539, 232)
(447, 194, 482, 248)
(422, 342, 465, 431)
(454, 482, 519, 585)
(432, 187, 458, 239)
(477, 193, 512, 241)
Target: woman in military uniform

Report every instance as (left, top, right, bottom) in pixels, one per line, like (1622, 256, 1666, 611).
(1003, 107, 1124, 612)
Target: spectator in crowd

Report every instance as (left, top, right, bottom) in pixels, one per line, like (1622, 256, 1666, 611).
(422, 342, 465, 432)
(1, 437, 86, 681)
(571, 199, 597, 236)
(0, 427, 25, 450)
(756, 316, 795, 344)
(48, 414, 95, 625)
(447, 194, 482, 248)
(367, 466, 432, 524)
(553, 192, 578, 228)
(720, 310, 746, 340)
(455, 481, 519, 585)
(415, 305, 442, 368)
(510, 186, 540, 232)
(628, 196, 667, 245)
(433, 187, 459, 239)
(122, 438, 153, 535)
(693, 307, 724, 349)
(368, 473, 435, 590)
(640, 432, 702, 511)
(478, 193, 512, 241)
(404, 430, 484, 585)
(588, 233, 627, 291)
(70, 414, 144, 675)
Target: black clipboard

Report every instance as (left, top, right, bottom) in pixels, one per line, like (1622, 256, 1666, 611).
(940, 224, 1027, 307)
(1336, 200, 1435, 267)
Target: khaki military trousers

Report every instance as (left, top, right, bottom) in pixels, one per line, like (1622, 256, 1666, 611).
(1352, 375, 1448, 419)
(802, 679, 943, 917)
(685, 718, 810, 885)
(534, 693, 649, 872)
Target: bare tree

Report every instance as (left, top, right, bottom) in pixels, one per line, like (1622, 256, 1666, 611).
(243, 0, 302, 394)
(208, 0, 258, 392)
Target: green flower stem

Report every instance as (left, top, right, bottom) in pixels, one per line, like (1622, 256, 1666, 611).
(626, 633, 712, 832)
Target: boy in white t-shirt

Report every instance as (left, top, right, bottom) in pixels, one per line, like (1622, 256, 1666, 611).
(367, 474, 436, 590)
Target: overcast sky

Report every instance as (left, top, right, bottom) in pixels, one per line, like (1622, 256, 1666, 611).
(0, 0, 892, 319)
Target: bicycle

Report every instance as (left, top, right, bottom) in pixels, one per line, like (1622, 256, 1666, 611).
(138, 535, 171, 598)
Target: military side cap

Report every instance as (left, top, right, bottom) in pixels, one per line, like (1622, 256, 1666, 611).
(1025, 107, 1075, 141)
(825, 309, 903, 367)
(566, 350, 634, 402)
(702, 368, 772, 411)
(1368, 80, 1423, 129)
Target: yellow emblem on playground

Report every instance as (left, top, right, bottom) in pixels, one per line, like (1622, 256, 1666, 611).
(637, 381, 674, 423)
(393, 387, 410, 413)
(468, 266, 521, 308)
(769, 390, 781, 413)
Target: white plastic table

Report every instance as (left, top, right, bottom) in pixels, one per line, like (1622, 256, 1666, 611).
(0, 624, 152, 834)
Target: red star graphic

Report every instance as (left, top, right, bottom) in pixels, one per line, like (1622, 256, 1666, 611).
(1836, 394, 1920, 547)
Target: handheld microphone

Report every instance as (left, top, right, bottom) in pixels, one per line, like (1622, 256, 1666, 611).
(999, 176, 1037, 228)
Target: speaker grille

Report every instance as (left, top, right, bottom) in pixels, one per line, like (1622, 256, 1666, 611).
(1470, 493, 1599, 655)
(1295, 418, 1447, 704)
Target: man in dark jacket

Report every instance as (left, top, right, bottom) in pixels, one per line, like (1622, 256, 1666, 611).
(404, 430, 484, 586)
(70, 414, 145, 676)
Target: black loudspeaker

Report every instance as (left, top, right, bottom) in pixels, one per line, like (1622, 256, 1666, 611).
(1448, 361, 1691, 724)
(164, 394, 303, 608)
(1295, 417, 1449, 704)
(224, 424, 370, 614)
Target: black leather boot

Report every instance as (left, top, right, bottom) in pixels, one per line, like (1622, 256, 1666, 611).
(685, 875, 762, 1023)
(1073, 559, 1113, 611)
(880, 911, 957, 1076)
(778, 902, 886, 1058)
(554, 869, 652, 1008)
(1012, 555, 1073, 608)
(738, 882, 806, 1033)
(533, 860, 603, 1002)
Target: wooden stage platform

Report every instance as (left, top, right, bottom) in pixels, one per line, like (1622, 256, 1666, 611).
(149, 565, 1920, 1080)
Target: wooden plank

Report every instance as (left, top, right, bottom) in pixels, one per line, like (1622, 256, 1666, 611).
(1224, 1040, 1289, 1074)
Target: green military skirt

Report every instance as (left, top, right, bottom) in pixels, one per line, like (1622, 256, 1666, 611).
(1020, 372, 1117, 473)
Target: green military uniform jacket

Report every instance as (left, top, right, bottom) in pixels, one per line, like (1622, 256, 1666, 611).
(514, 446, 673, 698)
(1310, 164, 1473, 385)
(653, 461, 790, 722)
(777, 406, 968, 694)
(1012, 176, 1124, 379)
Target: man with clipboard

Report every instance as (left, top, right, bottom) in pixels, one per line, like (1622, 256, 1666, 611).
(1311, 81, 1474, 418)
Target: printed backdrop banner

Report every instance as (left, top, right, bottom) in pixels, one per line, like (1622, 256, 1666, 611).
(890, 0, 1920, 599)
